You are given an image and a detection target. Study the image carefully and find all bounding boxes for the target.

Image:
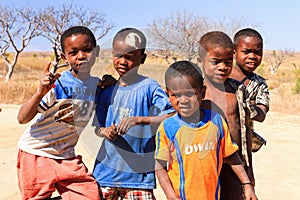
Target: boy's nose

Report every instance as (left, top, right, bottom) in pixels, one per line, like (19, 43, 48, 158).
(248, 53, 258, 60)
(78, 51, 87, 59)
(179, 95, 189, 103)
(218, 62, 228, 70)
(119, 57, 127, 65)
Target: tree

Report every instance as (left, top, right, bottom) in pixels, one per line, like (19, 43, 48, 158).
(0, 3, 114, 81)
(39, 2, 114, 70)
(264, 49, 295, 74)
(147, 11, 257, 62)
(0, 6, 42, 82)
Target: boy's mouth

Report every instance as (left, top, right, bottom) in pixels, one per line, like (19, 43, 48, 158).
(118, 68, 128, 73)
(246, 62, 257, 68)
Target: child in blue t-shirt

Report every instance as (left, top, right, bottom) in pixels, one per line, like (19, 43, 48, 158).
(93, 27, 173, 199)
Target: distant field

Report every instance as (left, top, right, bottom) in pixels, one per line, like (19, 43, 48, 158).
(0, 50, 300, 114)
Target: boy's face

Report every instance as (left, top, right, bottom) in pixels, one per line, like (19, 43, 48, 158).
(234, 36, 263, 74)
(167, 75, 205, 122)
(61, 34, 99, 75)
(112, 40, 146, 77)
(201, 47, 233, 84)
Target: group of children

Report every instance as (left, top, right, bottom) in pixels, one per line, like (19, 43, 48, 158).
(17, 25, 269, 200)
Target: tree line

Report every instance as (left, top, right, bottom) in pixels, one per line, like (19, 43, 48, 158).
(0, 3, 295, 82)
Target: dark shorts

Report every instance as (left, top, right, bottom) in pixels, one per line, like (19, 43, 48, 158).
(220, 164, 244, 200)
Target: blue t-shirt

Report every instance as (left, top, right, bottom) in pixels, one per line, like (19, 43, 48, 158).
(93, 75, 173, 189)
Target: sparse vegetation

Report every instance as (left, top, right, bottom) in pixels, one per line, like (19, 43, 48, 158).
(0, 51, 300, 115)
(292, 69, 300, 94)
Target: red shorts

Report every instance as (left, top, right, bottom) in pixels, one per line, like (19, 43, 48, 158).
(17, 149, 100, 200)
(100, 186, 156, 200)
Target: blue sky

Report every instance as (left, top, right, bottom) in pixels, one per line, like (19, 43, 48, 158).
(1, 0, 299, 51)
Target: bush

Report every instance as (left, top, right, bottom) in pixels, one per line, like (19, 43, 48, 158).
(293, 70, 300, 94)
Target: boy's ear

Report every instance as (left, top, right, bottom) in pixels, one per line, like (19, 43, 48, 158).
(165, 89, 169, 97)
(140, 53, 147, 64)
(60, 52, 66, 61)
(95, 45, 100, 57)
(197, 56, 202, 63)
(233, 49, 236, 59)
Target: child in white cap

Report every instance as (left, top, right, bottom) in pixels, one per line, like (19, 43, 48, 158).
(92, 27, 174, 199)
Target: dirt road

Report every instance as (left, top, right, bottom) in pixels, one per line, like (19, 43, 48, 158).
(1, 104, 299, 199)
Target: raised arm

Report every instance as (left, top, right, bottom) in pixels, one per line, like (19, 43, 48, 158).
(17, 62, 60, 124)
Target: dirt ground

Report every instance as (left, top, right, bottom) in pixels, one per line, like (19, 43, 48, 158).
(1, 104, 300, 199)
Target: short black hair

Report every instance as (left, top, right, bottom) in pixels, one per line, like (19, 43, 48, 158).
(198, 31, 233, 60)
(165, 60, 204, 88)
(234, 28, 263, 48)
(113, 27, 146, 53)
(60, 26, 96, 53)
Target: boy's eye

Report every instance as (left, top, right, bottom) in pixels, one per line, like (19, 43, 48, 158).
(83, 47, 93, 53)
(225, 61, 233, 65)
(243, 49, 252, 54)
(210, 60, 218, 65)
(172, 93, 180, 97)
(254, 50, 263, 56)
(171, 91, 195, 98)
(69, 51, 78, 56)
(184, 91, 195, 97)
(124, 55, 133, 60)
(113, 53, 122, 58)
(242, 49, 262, 56)
(113, 53, 135, 61)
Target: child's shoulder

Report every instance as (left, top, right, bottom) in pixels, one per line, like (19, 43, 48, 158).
(139, 75, 159, 84)
(250, 72, 267, 82)
(226, 78, 243, 91)
(202, 108, 223, 120)
(135, 75, 162, 90)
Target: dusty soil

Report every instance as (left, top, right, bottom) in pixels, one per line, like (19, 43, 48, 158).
(1, 104, 300, 199)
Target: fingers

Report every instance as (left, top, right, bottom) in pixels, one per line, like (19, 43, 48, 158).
(117, 117, 136, 135)
(44, 61, 51, 74)
(37, 62, 62, 95)
(107, 125, 118, 140)
(117, 119, 127, 135)
(43, 62, 61, 85)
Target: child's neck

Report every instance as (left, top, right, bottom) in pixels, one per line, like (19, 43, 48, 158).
(181, 109, 205, 124)
(119, 72, 140, 87)
(205, 78, 227, 92)
(71, 69, 90, 80)
(231, 66, 253, 82)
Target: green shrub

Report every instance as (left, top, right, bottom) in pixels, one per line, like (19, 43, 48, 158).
(293, 69, 300, 94)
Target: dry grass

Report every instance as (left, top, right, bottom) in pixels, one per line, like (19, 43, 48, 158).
(1, 51, 300, 115)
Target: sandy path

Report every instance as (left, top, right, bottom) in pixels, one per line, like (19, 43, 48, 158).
(1, 104, 299, 199)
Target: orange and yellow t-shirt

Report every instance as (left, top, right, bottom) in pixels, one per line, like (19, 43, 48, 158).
(155, 109, 238, 200)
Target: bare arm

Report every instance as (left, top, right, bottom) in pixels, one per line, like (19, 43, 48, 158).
(17, 62, 60, 124)
(226, 152, 258, 200)
(251, 103, 268, 122)
(155, 160, 180, 200)
(117, 112, 174, 135)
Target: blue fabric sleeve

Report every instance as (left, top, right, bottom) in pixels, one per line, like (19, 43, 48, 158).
(93, 86, 113, 127)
